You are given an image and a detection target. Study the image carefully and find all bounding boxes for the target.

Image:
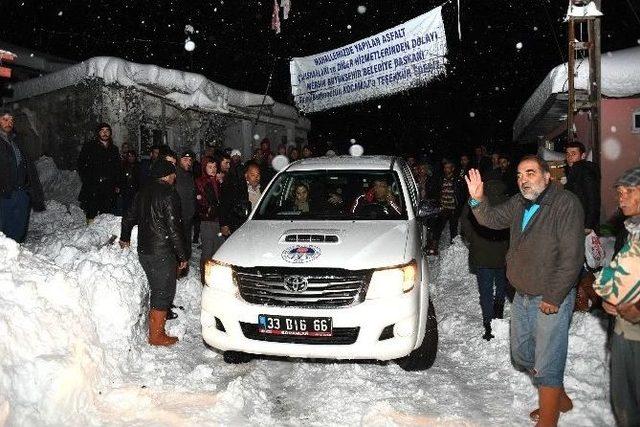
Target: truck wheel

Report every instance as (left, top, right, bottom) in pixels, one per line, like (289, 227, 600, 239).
(223, 351, 252, 364)
(396, 299, 438, 371)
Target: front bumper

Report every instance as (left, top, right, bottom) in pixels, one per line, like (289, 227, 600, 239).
(201, 286, 421, 361)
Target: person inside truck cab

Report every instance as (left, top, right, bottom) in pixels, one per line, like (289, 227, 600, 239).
(284, 182, 311, 213)
(351, 178, 402, 216)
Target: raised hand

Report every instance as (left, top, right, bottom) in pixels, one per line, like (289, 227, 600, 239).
(465, 168, 484, 200)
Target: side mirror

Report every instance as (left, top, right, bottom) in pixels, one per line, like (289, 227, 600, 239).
(417, 199, 440, 220)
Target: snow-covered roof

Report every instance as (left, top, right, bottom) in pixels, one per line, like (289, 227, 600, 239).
(7, 56, 307, 125)
(513, 45, 640, 143)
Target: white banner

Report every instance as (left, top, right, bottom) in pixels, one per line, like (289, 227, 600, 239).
(290, 6, 447, 113)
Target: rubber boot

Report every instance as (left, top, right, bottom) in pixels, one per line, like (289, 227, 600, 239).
(493, 301, 504, 319)
(530, 387, 573, 424)
(482, 321, 494, 341)
(148, 309, 178, 346)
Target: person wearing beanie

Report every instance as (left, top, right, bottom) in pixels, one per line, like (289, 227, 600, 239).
(119, 159, 188, 346)
(175, 150, 197, 271)
(77, 122, 121, 222)
(594, 165, 640, 427)
(195, 156, 225, 285)
(0, 110, 45, 243)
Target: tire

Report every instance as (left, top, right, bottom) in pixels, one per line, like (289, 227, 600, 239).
(396, 298, 438, 371)
(223, 351, 252, 364)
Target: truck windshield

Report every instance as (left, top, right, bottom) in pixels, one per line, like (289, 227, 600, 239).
(253, 170, 407, 220)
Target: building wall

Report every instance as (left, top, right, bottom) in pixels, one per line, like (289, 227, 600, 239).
(9, 83, 310, 169)
(599, 97, 640, 220)
(541, 98, 640, 223)
(9, 85, 99, 169)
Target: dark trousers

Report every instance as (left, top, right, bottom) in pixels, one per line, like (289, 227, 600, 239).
(183, 218, 193, 260)
(82, 185, 116, 220)
(434, 208, 461, 243)
(476, 267, 507, 324)
(192, 218, 201, 243)
(138, 253, 177, 310)
(0, 189, 30, 243)
(611, 331, 640, 427)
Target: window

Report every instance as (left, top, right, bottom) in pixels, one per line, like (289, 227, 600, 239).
(633, 109, 640, 134)
(253, 170, 407, 221)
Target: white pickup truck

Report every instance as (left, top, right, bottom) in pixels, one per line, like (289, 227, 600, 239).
(201, 155, 438, 370)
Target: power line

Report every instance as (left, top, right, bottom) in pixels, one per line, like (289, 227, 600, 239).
(540, 0, 566, 63)
(624, 0, 640, 27)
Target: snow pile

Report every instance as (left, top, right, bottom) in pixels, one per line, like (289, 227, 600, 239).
(0, 199, 615, 424)
(514, 45, 640, 140)
(0, 202, 154, 425)
(35, 156, 82, 207)
(0, 233, 105, 425)
(26, 207, 148, 364)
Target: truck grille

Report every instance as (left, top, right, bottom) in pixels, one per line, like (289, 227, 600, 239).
(234, 267, 371, 308)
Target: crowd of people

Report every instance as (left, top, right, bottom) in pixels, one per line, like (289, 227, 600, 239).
(402, 142, 638, 427)
(1, 111, 638, 426)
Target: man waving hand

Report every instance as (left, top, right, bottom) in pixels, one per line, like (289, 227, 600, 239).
(466, 156, 584, 427)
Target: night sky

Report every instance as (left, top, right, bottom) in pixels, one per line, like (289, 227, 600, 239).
(2, 0, 639, 158)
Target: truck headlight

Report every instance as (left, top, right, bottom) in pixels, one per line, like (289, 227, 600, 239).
(366, 260, 417, 299)
(204, 260, 236, 292)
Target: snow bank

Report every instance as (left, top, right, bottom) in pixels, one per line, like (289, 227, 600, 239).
(514, 45, 640, 140)
(35, 156, 82, 207)
(0, 196, 616, 424)
(0, 232, 105, 425)
(0, 200, 153, 425)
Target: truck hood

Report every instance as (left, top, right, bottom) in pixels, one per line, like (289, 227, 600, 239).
(214, 220, 411, 270)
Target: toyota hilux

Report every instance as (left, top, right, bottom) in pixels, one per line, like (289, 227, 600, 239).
(201, 155, 438, 370)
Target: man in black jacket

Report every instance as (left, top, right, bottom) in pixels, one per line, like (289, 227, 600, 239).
(0, 111, 45, 243)
(564, 141, 600, 233)
(219, 161, 261, 236)
(175, 150, 197, 264)
(77, 122, 121, 222)
(119, 159, 188, 346)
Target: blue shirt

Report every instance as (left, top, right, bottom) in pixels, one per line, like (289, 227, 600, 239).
(522, 204, 540, 231)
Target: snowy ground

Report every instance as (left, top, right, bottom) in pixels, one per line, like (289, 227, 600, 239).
(0, 165, 615, 425)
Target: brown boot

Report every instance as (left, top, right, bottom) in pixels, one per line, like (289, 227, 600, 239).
(531, 386, 573, 427)
(148, 309, 178, 346)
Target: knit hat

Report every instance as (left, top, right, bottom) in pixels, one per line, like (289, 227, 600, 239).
(614, 166, 640, 188)
(150, 159, 177, 178)
(96, 122, 111, 132)
(181, 150, 196, 159)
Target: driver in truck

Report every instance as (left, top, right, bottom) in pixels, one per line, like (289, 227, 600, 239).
(351, 178, 401, 216)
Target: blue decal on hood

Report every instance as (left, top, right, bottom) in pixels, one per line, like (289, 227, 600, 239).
(282, 245, 321, 263)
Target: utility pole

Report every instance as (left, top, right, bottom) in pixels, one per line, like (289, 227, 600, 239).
(566, 0, 602, 165)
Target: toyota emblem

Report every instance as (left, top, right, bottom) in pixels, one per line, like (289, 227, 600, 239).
(283, 275, 309, 292)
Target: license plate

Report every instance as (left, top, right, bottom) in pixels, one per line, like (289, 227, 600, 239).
(258, 314, 333, 337)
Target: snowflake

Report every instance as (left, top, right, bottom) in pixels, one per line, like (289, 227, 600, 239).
(357, 5, 367, 14)
(469, 112, 475, 117)
(516, 42, 523, 50)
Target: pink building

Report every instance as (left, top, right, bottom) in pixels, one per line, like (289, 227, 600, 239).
(514, 46, 640, 223)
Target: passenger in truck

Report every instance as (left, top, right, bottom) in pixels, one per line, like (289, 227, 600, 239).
(284, 182, 312, 214)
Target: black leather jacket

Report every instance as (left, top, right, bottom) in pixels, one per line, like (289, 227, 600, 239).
(120, 180, 187, 260)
